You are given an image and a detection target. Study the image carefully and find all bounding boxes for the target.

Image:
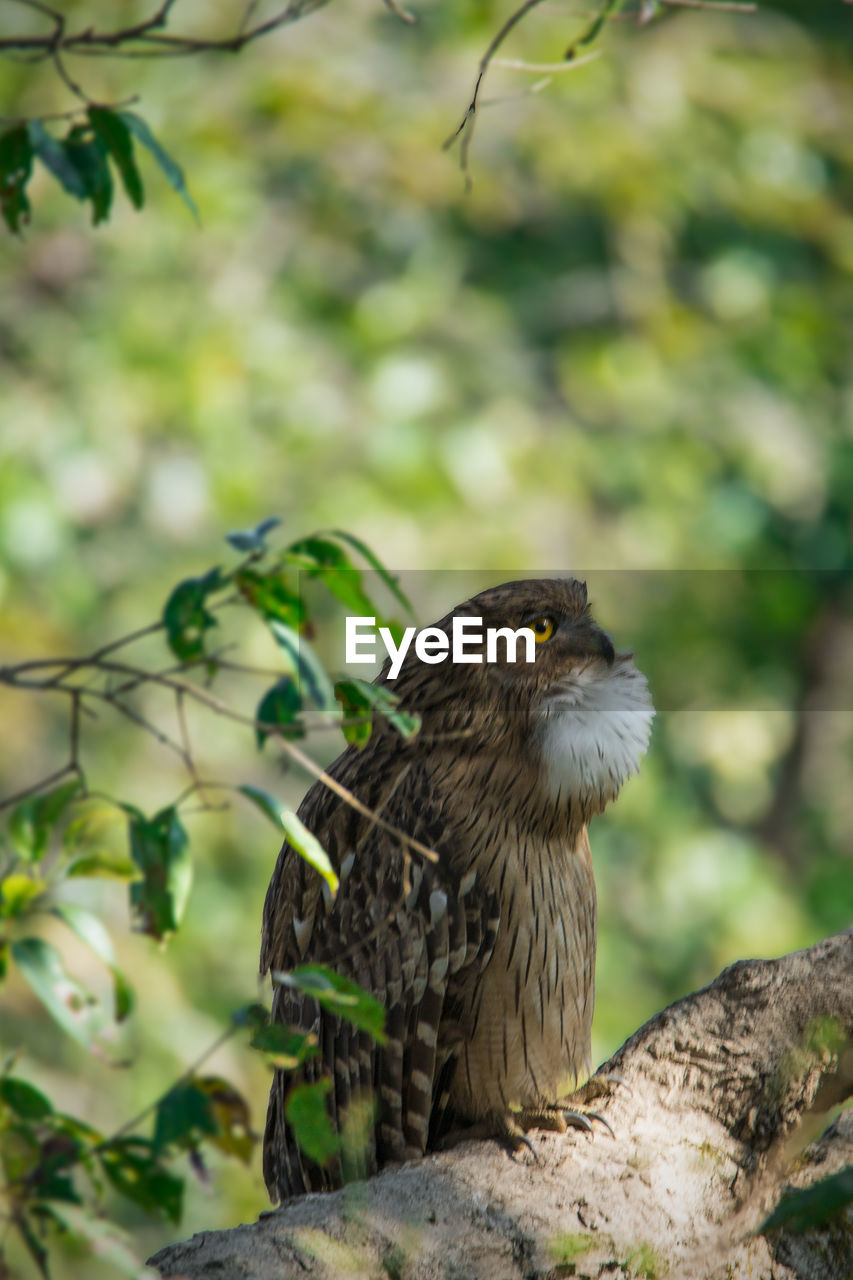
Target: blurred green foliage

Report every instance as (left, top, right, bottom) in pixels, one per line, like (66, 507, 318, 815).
(0, 0, 851, 1274)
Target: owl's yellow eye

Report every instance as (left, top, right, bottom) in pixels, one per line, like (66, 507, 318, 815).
(530, 616, 555, 643)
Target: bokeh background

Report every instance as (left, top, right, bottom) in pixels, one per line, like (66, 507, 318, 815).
(1, 0, 851, 1272)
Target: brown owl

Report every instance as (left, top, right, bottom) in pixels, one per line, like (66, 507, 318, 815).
(260, 578, 654, 1200)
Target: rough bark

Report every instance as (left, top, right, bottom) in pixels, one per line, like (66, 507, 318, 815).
(150, 931, 853, 1280)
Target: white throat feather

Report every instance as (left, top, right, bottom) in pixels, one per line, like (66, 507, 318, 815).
(536, 657, 654, 807)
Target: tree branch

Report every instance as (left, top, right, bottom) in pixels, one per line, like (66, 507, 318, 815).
(150, 932, 853, 1280)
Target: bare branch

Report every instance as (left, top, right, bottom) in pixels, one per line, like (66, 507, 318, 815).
(0, 0, 333, 58)
(660, 0, 755, 10)
(490, 50, 600, 72)
(380, 0, 417, 24)
(0, 764, 78, 812)
(0, 653, 440, 867)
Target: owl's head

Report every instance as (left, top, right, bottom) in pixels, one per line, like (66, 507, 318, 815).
(390, 577, 654, 816)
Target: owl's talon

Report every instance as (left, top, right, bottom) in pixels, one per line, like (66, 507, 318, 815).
(584, 1110, 615, 1138)
(515, 1100, 615, 1139)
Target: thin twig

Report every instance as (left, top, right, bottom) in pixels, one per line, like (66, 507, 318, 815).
(1, 658, 439, 866)
(381, 0, 417, 24)
(660, 0, 755, 9)
(95, 1022, 239, 1149)
(491, 50, 601, 72)
(443, 0, 549, 185)
(0, 764, 77, 812)
(0, 0, 332, 57)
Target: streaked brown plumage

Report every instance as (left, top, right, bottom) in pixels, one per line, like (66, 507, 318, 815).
(260, 578, 653, 1200)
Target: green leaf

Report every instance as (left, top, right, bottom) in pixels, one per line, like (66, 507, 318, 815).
(273, 965, 386, 1044)
(119, 111, 199, 222)
(335, 678, 421, 749)
(250, 1022, 318, 1069)
(242, 791, 339, 896)
(0, 872, 47, 916)
(99, 1137, 184, 1223)
(153, 1080, 217, 1154)
(285, 1080, 341, 1166)
(65, 851, 137, 880)
(255, 678, 304, 747)
(51, 903, 134, 1022)
(9, 778, 81, 862)
(286, 536, 377, 617)
(226, 516, 282, 553)
(64, 125, 113, 225)
(127, 805, 191, 940)
(15, 1210, 49, 1279)
(88, 107, 144, 210)
(236, 566, 305, 627)
(231, 1002, 268, 1030)
(28, 121, 88, 199)
(11, 937, 99, 1049)
(195, 1077, 254, 1163)
(0, 1076, 53, 1120)
(327, 530, 414, 615)
(162, 566, 224, 662)
(761, 1166, 853, 1234)
(0, 124, 33, 234)
(268, 620, 337, 712)
(334, 679, 373, 748)
(566, 0, 622, 57)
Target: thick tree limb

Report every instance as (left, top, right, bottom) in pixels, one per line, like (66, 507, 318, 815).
(150, 931, 853, 1279)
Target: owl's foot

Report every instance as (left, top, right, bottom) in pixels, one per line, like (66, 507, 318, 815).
(560, 1070, 628, 1106)
(515, 1103, 612, 1138)
(515, 1073, 627, 1139)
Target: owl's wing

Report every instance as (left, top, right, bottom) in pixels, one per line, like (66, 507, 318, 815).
(260, 748, 499, 1201)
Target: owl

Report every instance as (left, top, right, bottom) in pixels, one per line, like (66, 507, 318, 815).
(260, 578, 654, 1200)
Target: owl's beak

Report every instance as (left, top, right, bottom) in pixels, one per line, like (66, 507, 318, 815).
(567, 622, 616, 666)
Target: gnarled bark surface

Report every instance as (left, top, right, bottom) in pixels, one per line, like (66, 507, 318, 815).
(150, 931, 853, 1280)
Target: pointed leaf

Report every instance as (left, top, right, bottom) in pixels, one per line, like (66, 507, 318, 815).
(28, 121, 88, 198)
(268, 620, 336, 711)
(235, 566, 305, 627)
(195, 1076, 254, 1163)
(249, 1022, 318, 1069)
(162, 566, 223, 662)
(286, 536, 377, 616)
(274, 964, 386, 1044)
(127, 805, 191, 940)
(239, 788, 338, 896)
(0, 872, 47, 917)
(11, 937, 99, 1048)
(64, 125, 113, 225)
(65, 851, 137, 880)
(255, 677, 304, 747)
(0, 124, 33, 234)
(15, 1211, 49, 1279)
(9, 779, 80, 862)
(285, 1079, 341, 1166)
(0, 1077, 53, 1120)
(231, 1002, 268, 1030)
(51, 903, 134, 1021)
(88, 107, 144, 210)
(335, 678, 420, 748)
(225, 516, 282, 553)
(99, 1138, 183, 1223)
(119, 111, 199, 222)
(328, 530, 414, 614)
(153, 1080, 217, 1154)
